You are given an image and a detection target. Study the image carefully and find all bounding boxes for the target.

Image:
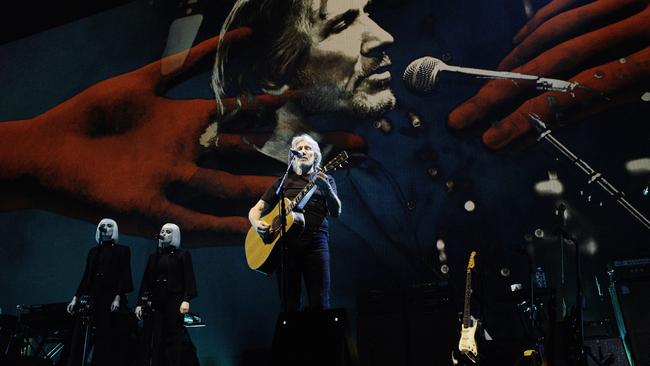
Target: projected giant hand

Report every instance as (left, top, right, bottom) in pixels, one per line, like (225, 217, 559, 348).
(448, 0, 650, 149)
(0, 28, 365, 245)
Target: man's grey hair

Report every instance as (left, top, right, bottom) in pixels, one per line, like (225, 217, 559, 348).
(211, 0, 317, 116)
(291, 133, 322, 168)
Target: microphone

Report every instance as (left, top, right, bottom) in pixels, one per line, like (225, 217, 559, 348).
(154, 234, 163, 240)
(290, 148, 305, 158)
(403, 56, 581, 93)
(99, 226, 107, 233)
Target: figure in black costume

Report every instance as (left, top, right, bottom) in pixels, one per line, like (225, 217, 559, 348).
(248, 134, 342, 311)
(135, 223, 199, 366)
(65, 218, 133, 366)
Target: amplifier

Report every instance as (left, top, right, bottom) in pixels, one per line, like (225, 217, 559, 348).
(609, 258, 650, 366)
(609, 258, 650, 281)
(584, 337, 630, 366)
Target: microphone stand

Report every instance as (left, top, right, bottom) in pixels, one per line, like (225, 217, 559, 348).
(146, 236, 162, 366)
(80, 307, 92, 366)
(276, 155, 299, 313)
(556, 206, 604, 365)
(527, 114, 639, 365)
(80, 230, 108, 366)
(527, 113, 650, 231)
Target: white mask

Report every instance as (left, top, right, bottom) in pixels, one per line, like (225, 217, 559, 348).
(95, 218, 118, 244)
(158, 223, 181, 248)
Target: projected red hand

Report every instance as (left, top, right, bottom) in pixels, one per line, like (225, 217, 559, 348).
(0, 28, 366, 246)
(448, 0, 650, 149)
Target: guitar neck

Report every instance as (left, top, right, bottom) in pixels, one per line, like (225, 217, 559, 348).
(286, 176, 318, 212)
(462, 270, 472, 327)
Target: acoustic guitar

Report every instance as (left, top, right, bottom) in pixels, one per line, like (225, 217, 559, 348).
(244, 151, 349, 274)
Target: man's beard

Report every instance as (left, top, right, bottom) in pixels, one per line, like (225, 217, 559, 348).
(298, 85, 396, 118)
(349, 88, 396, 118)
(292, 160, 311, 175)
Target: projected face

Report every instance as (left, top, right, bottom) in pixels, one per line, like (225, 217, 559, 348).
(295, 0, 396, 118)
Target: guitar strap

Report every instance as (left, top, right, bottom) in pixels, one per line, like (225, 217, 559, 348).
(295, 184, 318, 212)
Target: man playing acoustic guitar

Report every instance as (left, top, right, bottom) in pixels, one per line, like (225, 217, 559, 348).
(248, 134, 341, 311)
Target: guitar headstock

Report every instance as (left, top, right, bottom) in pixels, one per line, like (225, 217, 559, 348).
(321, 151, 349, 173)
(467, 251, 477, 272)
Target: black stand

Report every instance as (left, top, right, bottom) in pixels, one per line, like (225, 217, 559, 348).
(556, 205, 605, 366)
(79, 317, 91, 366)
(525, 239, 537, 331)
(73, 296, 93, 366)
(276, 155, 299, 313)
(527, 114, 628, 366)
(142, 235, 162, 366)
(517, 236, 546, 366)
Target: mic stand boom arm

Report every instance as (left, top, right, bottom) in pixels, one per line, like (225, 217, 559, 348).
(440, 63, 580, 92)
(527, 113, 650, 231)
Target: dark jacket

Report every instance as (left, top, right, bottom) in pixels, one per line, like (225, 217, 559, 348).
(137, 248, 197, 304)
(75, 242, 133, 297)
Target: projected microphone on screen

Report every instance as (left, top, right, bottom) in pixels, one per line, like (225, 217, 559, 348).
(403, 56, 582, 94)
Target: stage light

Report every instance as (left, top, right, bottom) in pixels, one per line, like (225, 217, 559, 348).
(373, 117, 392, 134)
(407, 112, 423, 128)
(641, 92, 650, 102)
(463, 200, 475, 212)
(582, 238, 598, 255)
(427, 167, 439, 178)
(500, 267, 510, 277)
(625, 158, 650, 175)
(534, 171, 564, 195)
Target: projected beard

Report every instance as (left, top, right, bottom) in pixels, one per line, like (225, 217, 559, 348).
(293, 0, 396, 118)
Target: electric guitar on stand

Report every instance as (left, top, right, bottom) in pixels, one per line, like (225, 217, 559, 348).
(244, 151, 349, 274)
(454, 251, 480, 364)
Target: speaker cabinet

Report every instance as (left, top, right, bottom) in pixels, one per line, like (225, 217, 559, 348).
(609, 258, 650, 366)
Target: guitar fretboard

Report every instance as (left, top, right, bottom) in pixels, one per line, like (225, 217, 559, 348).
(462, 269, 472, 327)
(286, 177, 318, 212)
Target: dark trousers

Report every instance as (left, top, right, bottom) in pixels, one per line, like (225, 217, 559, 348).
(140, 288, 198, 366)
(280, 231, 331, 311)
